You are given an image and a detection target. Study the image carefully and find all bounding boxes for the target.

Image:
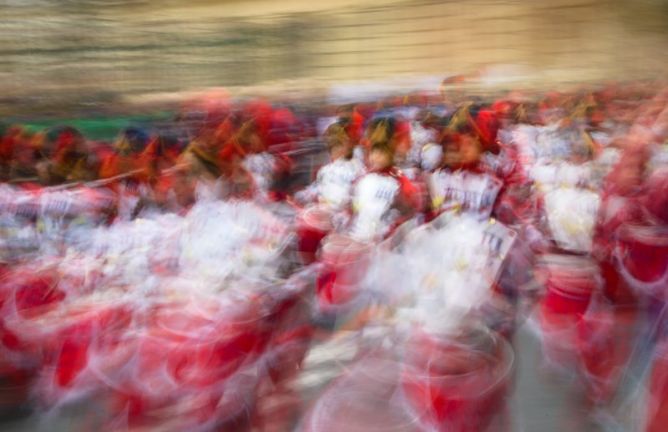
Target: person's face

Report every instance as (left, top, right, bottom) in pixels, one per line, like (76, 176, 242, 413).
(329, 143, 346, 161)
(369, 149, 393, 171)
(458, 134, 482, 165)
(614, 161, 643, 193)
(442, 145, 461, 167)
(328, 139, 351, 161)
(239, 127, 264, 153)
(172, 170, 197, 207)
(15, 142, 34, 164)
(215, 119, 235, 143)
(393, 132, 411, 160)
(156, 154, 177, 172)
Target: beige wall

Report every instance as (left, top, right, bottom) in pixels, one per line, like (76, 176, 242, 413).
(1, 0, 666, 113)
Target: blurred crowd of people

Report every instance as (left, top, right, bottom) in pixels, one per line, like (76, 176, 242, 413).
(2, 82, 667, 242)
(1, 79, 668, 431)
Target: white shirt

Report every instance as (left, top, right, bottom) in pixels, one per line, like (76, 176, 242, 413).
(243, 152, 276, 199)
(350, 172, 401, 242)
(407, 121, 437, 167)
(315, 158, 366, 211)
(428, 169, 502, 220)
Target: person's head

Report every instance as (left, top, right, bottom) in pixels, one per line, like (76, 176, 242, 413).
(324, 122, 353, 160)
(471, 108, 500, 154)
(171, 164, 198, 208)
(218, 141, 244, 178)
(214, 115, 238, 145)
(52, 126, 86, 160)
(10, 131, 36, 165)
(237, 119, 265, 154)
(368, 142, 395, 171)
(458, 132, 483, 166)
(366, 117, 396, 148)
(441, 139, 461, 168)
(606, 142, 650, 194)
(440, 125, 482, 169)
(151, 134, 182, 169)
(116, 127, 149, 156)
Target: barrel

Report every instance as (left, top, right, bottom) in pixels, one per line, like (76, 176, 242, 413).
(616, 224, 668, 296)
(315, 234, 374, 323)
(297, 206, 334, 265)
(537, 254, 601, 370)
(400, 325, 514, 432)
(299, 355, 430, 432)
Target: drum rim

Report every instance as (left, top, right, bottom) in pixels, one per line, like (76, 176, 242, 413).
(306, 357, 428, 432)
(538, 254, 599, 276)
(618, 223, 668, 246)
(300, 206, 334, 231)
(401, 325, 514, 388)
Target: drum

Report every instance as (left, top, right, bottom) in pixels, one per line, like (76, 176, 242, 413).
(536, 254, 601, 370)
(299, 355, 430, 432)
(539, 254, 600, 317)
(0, 270, 65, 365)
(316, 234, 373, 314)
(115, 300, 269, 430)
(33, 300, 133, 405)
(152, 301, 267, 389)
(297, 206, 334, 265)
(616, 224, 668, 296)
(400, 325, 514, 432)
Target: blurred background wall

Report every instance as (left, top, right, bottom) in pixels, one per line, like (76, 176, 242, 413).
(1, 0, 667, 115)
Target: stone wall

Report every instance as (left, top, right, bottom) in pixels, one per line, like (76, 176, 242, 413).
(1, 0, 666, 114)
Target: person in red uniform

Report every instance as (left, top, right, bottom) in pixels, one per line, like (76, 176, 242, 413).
(293, 121, 365, 212)
(218, 136, 256, 200)
(8, 131, 40, 183)
(592, 141, 650, 305)
(40, 127, 96, 185)
(234, 112, 294, 202)
(98, 128, 150, 181)
(428, 121, 503, 222)
(0, 126, 17, 180)
(291, 122, 365, 263)
(138, 134, 183, 187)
(348, 117, 419, 242)
(478, 103, 537, 227)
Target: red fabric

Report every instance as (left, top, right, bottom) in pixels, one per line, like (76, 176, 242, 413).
(243, 100, 273, 144)
(401, 330, 510, 432)
(592, 192, 643, 262)
(642, 169, 668, 225)
(542, 279, 594, 317)
(347, 110, 365, 144)
(472, 109, 500, 152)
(396, 169, 420, 211)
(297, 225, 329, 265)
(268, 108, 299, 150)
(0, 131, 19, 161)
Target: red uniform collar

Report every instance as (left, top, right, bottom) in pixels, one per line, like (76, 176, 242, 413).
(371, 166, 402, 178)
(447, 162, 486, 174)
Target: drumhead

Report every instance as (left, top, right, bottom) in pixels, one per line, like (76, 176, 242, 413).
(300, 206, 334, 232)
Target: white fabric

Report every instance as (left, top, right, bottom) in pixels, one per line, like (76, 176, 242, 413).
(243, 152, 277, 199)
(544, 187, 600, 253)
(315, 158, 366, 211)
(350, 173, 401, 242)
(428, 169, 502, 220)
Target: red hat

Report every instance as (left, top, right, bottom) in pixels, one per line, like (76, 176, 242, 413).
(242, 99, 273, 141)
(469, 109, 500, 152)
(267, 107, 299, 149)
